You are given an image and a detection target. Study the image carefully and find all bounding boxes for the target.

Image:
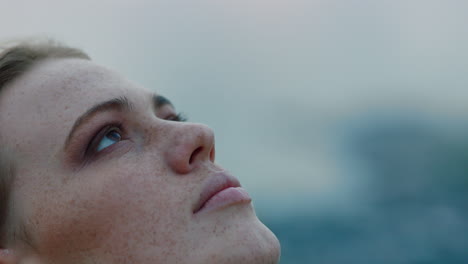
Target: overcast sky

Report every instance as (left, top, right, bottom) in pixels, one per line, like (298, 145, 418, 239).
(2, 0, 468, 215)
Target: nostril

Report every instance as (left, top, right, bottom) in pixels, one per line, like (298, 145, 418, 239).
(189, 147, 203, 164)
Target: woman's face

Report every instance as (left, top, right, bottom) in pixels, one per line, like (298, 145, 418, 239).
(0, 58, 280, 263)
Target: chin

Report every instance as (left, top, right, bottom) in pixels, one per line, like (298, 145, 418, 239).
(190, 205, 281, 264)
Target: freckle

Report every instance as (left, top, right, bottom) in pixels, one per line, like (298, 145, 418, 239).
(65, 105, 70, 110)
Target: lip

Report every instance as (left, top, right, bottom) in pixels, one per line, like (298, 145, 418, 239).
(193, 172, 252, 214)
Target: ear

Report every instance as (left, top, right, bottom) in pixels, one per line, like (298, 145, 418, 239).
(0, 249, 17, 264)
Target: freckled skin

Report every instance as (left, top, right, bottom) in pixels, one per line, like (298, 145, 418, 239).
(0, 58, 280, 263)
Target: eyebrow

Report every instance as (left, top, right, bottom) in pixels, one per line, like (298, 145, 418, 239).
(64, 94, 173, 150)
(153, 94, 173, 108)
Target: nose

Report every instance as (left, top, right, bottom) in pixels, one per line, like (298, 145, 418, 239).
(165, 122, 216, 174)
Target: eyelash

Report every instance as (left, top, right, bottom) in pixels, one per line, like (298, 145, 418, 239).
(86, 112, 187, 156)
(86, 122, 124, 156)
(169, 113, 187, 122)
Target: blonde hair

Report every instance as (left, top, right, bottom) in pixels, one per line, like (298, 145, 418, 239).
(0, 39, 90, 88)
(0, 39, 90, 247)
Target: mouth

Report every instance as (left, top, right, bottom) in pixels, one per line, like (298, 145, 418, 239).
(193, 172, 252, 215)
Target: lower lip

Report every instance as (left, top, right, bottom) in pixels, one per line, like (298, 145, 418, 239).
(196, 187, 252, 214)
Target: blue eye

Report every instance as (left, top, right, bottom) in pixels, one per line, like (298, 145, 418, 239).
(96, 129, 122, 152)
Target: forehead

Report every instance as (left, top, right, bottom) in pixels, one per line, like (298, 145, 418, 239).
(2, 58, 138, 107)
(0, 58, 146, 156)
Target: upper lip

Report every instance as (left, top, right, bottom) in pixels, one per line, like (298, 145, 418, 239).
(193, 172, 241, 214)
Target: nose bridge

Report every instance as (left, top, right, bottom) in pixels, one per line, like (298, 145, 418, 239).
(160, 121, 216, 175)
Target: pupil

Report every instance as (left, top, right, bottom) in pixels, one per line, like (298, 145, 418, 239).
(108, 131, 121, 141)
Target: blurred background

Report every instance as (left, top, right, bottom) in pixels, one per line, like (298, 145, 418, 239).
(2, 0, 468, 263)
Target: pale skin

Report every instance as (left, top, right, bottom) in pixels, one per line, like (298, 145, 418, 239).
(0, 58, 280, 263)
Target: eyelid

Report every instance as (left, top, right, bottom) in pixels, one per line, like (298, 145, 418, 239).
(74, 109, 185, 165)
(167, 113, 187, 122)
(86, 123, 123, 156)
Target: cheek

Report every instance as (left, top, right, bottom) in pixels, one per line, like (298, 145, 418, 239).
(27, 161, 192, 261)
(28, 175, 131, 258)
